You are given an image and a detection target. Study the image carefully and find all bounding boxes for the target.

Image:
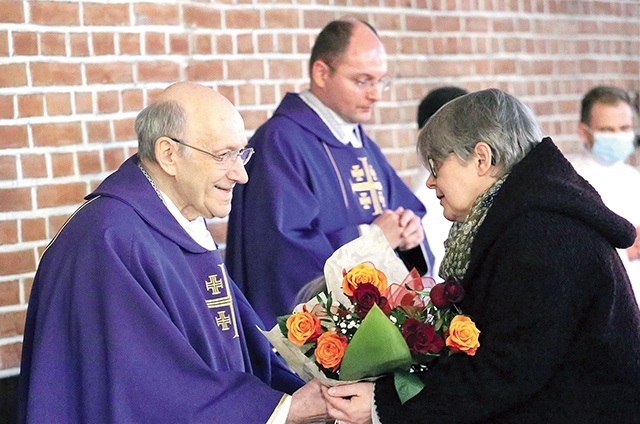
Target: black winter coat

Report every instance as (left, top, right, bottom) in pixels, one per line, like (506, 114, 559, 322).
(375, 138, 640, 423)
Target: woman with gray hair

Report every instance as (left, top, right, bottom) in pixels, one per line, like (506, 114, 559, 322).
(324, 88, 640, 423)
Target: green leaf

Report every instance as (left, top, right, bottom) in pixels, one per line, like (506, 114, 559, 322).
(394, 372, 425, 404)
(277, 314, 291, 337)
(339, 304, 413, 381)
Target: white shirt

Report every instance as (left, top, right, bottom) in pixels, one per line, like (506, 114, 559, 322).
(566, 149, 640, 304)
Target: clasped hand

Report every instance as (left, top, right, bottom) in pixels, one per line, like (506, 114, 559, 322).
(373, 207, 424, 251)
(288, 379, 375, 424)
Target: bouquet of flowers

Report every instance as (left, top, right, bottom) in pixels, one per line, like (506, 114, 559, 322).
(261, 226, 480, 403)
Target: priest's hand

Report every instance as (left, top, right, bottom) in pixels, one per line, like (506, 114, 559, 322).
(287, 379, 330, 423)
(627, 225, 640, 261)
(323, 382, 374, 424)
(395, 207, 424, 251)
(372, 210, 402, 249)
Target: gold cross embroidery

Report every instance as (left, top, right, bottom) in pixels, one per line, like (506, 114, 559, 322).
(204, 264, 239, 338)
(350, 157, 386, 215)
(205, 275, 224, 295)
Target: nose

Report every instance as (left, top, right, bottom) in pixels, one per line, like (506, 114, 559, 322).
(227, 159, 249, 184)
(426, 172, 436, 189)
(366, 84, 383, 101)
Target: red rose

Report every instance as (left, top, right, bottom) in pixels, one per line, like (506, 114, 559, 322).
(352, 283, 388, 319)
(430, 277, 464, 309)
(401, 318, 444, 354)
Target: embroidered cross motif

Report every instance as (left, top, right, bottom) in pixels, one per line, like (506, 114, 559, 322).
(204, 264, 239, 338)
(350, 157, 386, 215)
(215, 311, 232, 331)
(206, 275, 224, 295)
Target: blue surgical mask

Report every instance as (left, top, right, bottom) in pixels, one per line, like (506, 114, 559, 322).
(592, 131, 635, 164)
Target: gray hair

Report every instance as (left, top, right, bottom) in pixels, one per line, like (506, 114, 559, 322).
(417, 88, 543, 176)
(134, 100, 187, 163)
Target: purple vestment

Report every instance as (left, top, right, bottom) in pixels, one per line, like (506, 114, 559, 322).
(226, 93, 435, 327)
(19, 156, 303, 423)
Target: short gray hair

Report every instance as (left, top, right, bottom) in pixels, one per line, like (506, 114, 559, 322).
(134, 100, 187, 163)
(417, 88, 543, 176)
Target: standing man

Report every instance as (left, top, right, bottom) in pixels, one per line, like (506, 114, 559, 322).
(566, 85, 640, 302)
(226, 19, 434, 327)
(18, 82, 328, 423)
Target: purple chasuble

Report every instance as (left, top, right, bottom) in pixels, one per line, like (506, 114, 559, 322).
(18, 156, 303, 423)
(226, 93, 435, 327)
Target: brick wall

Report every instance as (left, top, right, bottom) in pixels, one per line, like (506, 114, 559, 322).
(0, 0, 639, 378)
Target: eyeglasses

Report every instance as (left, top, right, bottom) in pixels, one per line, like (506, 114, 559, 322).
(168, 137, 254, 168)
(327, 63, 392, 93)
(427, 157, 441, 178)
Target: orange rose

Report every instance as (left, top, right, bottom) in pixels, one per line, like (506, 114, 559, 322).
(342, 263, 388, 297)
(315, 331, 348, 371)
(446, 315, 480, 356)
(286, 311, 322, 346)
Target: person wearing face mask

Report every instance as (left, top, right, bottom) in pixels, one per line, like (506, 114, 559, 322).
(566, 86, 640, 304)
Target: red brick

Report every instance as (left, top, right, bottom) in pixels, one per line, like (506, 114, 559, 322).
(268, 60, 301, 79)
(93, 32, 115, 55)
(45, 92, 72, 116)
(21, 218, 46, 243)
(122, 89, 143, 112)
(12, 31, 37, 55)
(215, 34, 232, 54)
(0, 156, 17, 180)
(0, 310, 27, 337)
(75, 92, 94, 114)
(264, 9, 299, 28)
(0, 63, 27, 87)
(97, 91, 120, 114)
(30, 62, 81, 86)
(0, 1, 25, 23)
(30, 1, 79, 26)
(0, 280, 20, 307)
(69, 32, 89, 56)
(0, 220, 18, 245)
(237, 85, 256, 106)
(32, 122, 82, 147)
(104, 148, 126, 171)
(185, 61, 224, 81)
(21, 155, 47, 179)
(145, 32, 166, 54)
(23, 277, 33, 303)
(0, 30, 7, 56)
(85, 62, 132, 84)
(41, 32, 66, 56)
(0, 342, 22, 369)
(51, 153, 75, 177)
(134, 3, 179, 25)
(77, 151, 102, 174)
(83, 3, 129, 26)
(184, 5, 222, 28)
(137, 61, 179, 82)
(87, 120, 112, 143)
(49, 214, 71, 238)
(113, 118, 136, 141)
(0, 126, 28, 148)
(255, 34, 272, 53)
(226, 10, 259, 29)
(37, 182, 87, 208)
(119, 33, 141, 55)
(169, 34, 189, 55)
(0, 250, 33, 275)
(0, 95, 13, 119)
(228, 60, 264, 80)
(17, 94, 44, 117)
(193, 34, 212, 54)
(0, 188, 31, 212)
(406, 15, 432, 32)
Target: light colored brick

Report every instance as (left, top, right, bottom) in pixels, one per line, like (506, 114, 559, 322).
(32, 122, 82, 147)
(37, 182, 87, 208)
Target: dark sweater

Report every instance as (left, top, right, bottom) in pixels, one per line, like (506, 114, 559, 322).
(375, 138, 640, 423)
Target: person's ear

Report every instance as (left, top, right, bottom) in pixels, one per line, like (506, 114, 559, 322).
(155, 136, 179, 177)
(473, 142, 494, 176)
(577, 122, 594, 148)
(310, 60, 331, 89)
